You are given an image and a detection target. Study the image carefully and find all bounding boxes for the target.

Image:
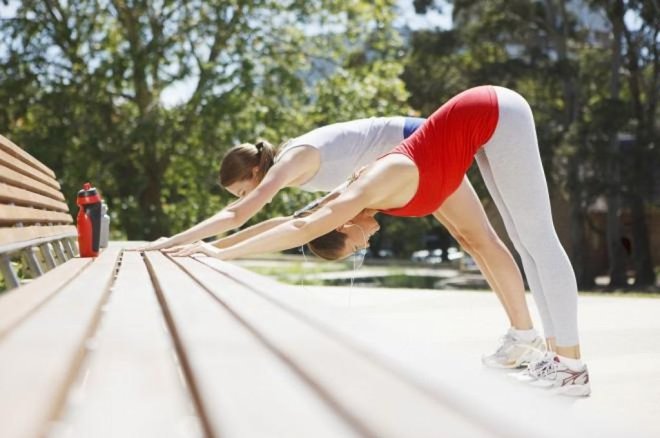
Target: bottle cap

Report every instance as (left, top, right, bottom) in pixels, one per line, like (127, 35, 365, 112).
(77, 182, 102, 205)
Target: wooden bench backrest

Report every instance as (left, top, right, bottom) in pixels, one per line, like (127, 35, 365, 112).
(0, 135, 77, 289)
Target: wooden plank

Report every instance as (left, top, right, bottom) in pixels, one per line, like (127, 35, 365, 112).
(0, 248, 120, 438)
(0, 163, 65, 201)
(0, 148, 60, 190)
(0, 134, 56, 179)
(0, 225, 76, 248)
(143, 251, 358, 438)
(53, 252, 204, 437)
(175, 258, 492, 437)
(0, 258, 92, 338)
(0, 182, 70, 212)
(0, 204, 73, 225)
(173, 256, 493, 438)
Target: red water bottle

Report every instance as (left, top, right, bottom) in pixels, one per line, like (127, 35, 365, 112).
(77, 182, 103, 257)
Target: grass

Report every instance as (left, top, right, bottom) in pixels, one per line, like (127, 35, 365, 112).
(236, 258, 349, 285)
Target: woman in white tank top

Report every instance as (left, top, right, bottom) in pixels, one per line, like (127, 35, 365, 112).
(140, 116, 542, 369)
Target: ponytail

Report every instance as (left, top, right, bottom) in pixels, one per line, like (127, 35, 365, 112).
(254, 140, 276, 180)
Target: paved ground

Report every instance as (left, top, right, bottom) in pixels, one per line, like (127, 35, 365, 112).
(258, 283, 659, 437)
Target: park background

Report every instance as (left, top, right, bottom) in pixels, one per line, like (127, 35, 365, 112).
(0, 0, 657, 291)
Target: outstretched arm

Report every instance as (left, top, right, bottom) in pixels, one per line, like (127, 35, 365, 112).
(223, 193, 366, 259)
(138, 149, 314, 250)
(166, 189, 343, 255)
(211, 215, 293, 248)
(176, 186, 370, 260)
(210, 188, 345, 248)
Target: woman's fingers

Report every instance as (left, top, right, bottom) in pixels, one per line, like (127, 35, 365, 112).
(135, 237, 172, 251)
(162, 244, 187, 253)
(170, 242, 201, 257)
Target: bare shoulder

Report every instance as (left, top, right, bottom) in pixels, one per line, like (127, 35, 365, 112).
(345, 154, 419, 210)
(273, 144, 321, 186)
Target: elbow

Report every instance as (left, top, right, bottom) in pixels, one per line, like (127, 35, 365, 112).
(226, 210, 248, 229)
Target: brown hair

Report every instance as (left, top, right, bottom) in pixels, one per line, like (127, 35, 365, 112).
(219, 140, 276, 187)
(308, 230, 349, 260)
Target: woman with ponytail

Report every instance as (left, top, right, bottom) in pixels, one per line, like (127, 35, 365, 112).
(144, 115, 545, 371)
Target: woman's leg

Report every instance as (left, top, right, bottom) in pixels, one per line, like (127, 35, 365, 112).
(475, 150, 557, 351)
(433, 177, 533, 330)
(482, 87, 580, 357)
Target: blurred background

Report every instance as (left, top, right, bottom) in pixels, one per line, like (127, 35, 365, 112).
(0, 0, 657, 290)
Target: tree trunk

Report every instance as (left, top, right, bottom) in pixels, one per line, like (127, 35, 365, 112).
(605, 0, 627, 288)
(569, 187, 595, 289)
(621, 14, 657, 288)
(629, 194, 655, 287)
(544, 0, 594, 287)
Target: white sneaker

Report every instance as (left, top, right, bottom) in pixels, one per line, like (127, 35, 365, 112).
(528, 356, 591, 396)
(482, 331, 546, 369)
(509, 351, 556, 382)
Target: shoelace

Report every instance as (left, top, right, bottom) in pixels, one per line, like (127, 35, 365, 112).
(528, 354, 557, 378)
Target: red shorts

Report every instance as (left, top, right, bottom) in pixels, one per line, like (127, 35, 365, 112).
(381, 85, 499, 217)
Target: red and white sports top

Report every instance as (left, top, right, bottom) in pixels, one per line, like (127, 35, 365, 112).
(381, 85, 499, 217)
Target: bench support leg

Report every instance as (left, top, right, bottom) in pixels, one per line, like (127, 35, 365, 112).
(52, 240, 67, 263)
(39, 244, 57, 270)
(23, 248, 44, 278)
(0, 254, 20, 290)
(66, 238, 79, 257)
(62, 239, 75, 259)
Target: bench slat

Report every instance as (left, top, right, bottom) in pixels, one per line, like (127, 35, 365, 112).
(0, 182, 70, 212)
(0, 148, 61, 190)
(0, 248, 120, 438)
(0, 163, 65, 201)
(143, 252, 357, 438)
(0, 204, 73, 225)
(176, 256, 492, 438)
(0, 225, 76, 249)
(53, 252, 204, 437)
(0, 258, 92, 339)
(0, 135, 56, 179)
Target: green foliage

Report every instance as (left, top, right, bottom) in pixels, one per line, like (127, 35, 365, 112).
(0, 0, 407, 240)
(402, 0, 658, 285)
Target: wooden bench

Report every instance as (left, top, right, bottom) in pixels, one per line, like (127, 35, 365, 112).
(0, 139, 608, 437)
(0, 135, 78, 290)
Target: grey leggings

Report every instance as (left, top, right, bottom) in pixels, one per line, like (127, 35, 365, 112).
(476, 86, 579, 347)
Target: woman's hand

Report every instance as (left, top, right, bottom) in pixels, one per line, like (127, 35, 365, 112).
(169, 241, 223, 258)
(161, 244, 188, 254)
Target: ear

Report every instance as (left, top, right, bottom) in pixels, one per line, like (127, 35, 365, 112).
(335, 223, 348, 232)
(251, 166, 260, 179)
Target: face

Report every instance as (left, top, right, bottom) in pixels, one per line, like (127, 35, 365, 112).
(337, 211, 380, 258)
(225, 174, 259, 198)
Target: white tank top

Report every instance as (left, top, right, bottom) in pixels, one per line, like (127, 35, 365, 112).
(275, 117, 406, 192)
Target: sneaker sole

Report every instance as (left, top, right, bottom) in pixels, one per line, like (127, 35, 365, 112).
(552, 383, 591, 397)
(508, 371, 533, 381)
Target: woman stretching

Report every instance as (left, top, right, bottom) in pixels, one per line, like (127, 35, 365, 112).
(142, 116, 542, 368)
(171, 86, 590, 396)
